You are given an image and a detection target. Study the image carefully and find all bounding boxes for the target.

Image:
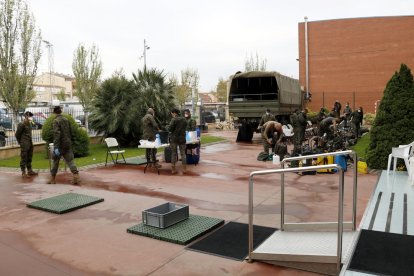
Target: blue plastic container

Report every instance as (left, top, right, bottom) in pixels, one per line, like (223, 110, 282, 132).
(334, 155, 347, 172)
(196, 127, 200, 138)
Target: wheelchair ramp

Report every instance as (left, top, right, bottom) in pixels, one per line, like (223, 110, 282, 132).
(251, 231, 357, 275)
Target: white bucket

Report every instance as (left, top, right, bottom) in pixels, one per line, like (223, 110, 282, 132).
(273, 154, 281, 165)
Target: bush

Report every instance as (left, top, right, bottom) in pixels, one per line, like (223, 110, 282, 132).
(366, 64, 414, 169)
(363, 113, 375, 125)
(41, 114, 90, 157)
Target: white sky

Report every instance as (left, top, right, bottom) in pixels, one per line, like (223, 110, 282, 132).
(29, 0, 413, 92)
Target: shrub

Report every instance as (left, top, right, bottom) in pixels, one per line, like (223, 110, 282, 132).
(366, 64, 414, 169)
(41, 114, 90, 157)
(363, 113, 375, 126)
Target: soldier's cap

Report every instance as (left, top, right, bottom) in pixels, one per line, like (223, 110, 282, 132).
(24, 111, 33, 117)
(171, 108, 180, 115)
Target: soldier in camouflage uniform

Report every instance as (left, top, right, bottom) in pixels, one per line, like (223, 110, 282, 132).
(293, 109, 308, 155)
(350, 107, 363, 140)
(257, 108, 276, 131)
(184, 109, 196, 131)
(167, 108, 187, 174)
(48, 106, 79, 184)
(15, 111, 38, 178)
(142, 108, 161, 168)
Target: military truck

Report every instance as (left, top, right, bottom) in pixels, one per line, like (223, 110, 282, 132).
(228, 71, 303, 141)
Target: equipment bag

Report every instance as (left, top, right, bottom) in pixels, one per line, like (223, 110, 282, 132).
(317, 156, 335, 173)
(257, 152, 269, 161)
(302, 151, 317, 175)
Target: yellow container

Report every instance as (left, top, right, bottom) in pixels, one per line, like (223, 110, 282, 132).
(357, 161, 368, 174)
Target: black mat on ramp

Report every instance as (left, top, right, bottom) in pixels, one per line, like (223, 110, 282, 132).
(186, 221, 276, 261)
(348, 229, 414, 276)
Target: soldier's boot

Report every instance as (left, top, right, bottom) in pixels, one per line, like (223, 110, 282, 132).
(47, 175, 56, 184)
(21, 171, 30, 178)
(171, 164, 177, 175)
(182, 164, 187, 174)
(71, 173, 80, 185)
(27, 169, 38, 176)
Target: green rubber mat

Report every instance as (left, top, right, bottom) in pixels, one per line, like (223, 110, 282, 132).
(27, 192, 104, 214)
(124, 157, 147, 165)
(127, 215, 224, 245)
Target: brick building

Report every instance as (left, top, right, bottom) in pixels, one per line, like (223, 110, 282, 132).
(298, 16, 414, 114)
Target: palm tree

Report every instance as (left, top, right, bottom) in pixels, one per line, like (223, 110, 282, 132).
(89, 68, 176, 146)
(89, 74, 140, 146)
(132, 68, 176, 130)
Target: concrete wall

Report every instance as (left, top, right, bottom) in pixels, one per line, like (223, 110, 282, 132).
(298, 16, 414, 113)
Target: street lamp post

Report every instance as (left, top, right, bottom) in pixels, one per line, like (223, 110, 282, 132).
(43, 40, 53, 105)
(140, 39, 150, 69)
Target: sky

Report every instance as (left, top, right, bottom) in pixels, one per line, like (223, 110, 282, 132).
(29, 0, 413, 92)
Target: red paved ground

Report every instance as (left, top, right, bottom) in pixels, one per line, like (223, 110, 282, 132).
(0, 130, 377, 275)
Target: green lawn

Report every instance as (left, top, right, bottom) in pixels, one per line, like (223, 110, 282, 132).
(351, 132, 370, 161)
(0, 135, 227, 169)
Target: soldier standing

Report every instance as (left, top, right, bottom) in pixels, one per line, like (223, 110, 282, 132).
(48, 106, 79, 184)
(15, 111, 38, 178)
(343, 102, 352, 127)
(142, 108, 161, 168)
(184, 109, 196, 131)
(293, 109, 308, 155)
(350, 107, 363, 139)
(257, 108, 276, 131)
(168, 108, 187, 174)
(333, 100, 342, 118)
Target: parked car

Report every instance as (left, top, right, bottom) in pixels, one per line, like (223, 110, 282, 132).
(75, 115, 85, 126)
(0, 109, 12, 129)
(32, 112, 47, 129)
(201, 111, 216, 123)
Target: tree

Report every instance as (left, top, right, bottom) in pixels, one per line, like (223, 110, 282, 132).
(244, 52, 267, 71)
(56, 88, 66, 101)
(133, 68, 176, 131)
(0, 0, 41, 129)
(181, 67, 199, 113)
(89, 68, 176, 147)
(216, 77, 228, 102)
(366, 64, 414, 169)
(72, 43, 102, 131)
(89, 73, 139, 146)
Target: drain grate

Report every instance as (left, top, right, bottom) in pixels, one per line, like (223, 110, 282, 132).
(27, 192, 104, 214)
(127, 215, 224, 245)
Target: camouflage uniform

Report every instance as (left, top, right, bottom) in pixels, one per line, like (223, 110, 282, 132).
(292, 110, 307, 155)
(50, 114, 79, 177)
(258, 112, 276, 129)
(185, 117, 197, 131)
(168, 116, 187, 170)
(15, 120, 34, 174)
(350, 110, 363, 139)
(319, 117, 336, 139)
(142, 110, 159, 163)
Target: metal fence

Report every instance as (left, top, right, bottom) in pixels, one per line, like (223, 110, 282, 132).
(0, 109, 86, 148)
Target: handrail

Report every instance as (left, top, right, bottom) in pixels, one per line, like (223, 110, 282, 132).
(248, 164, 345, 275)
(281, 150, 357, 231)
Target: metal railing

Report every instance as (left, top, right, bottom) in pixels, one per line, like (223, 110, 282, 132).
(0, 110, 87, 147)
(248, 150, 358, 275)
(281, 150, 358, 231)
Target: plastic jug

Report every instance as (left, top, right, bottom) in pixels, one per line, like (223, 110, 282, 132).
(185, 131, 190, 142)
(196, 127, 200, 138)
(155, 134, 161, 146)
(273, 154, 281, 165)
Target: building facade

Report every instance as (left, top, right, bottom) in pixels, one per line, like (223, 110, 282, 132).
(32, 72, 76, 104)
(298, 16, 414, 114)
